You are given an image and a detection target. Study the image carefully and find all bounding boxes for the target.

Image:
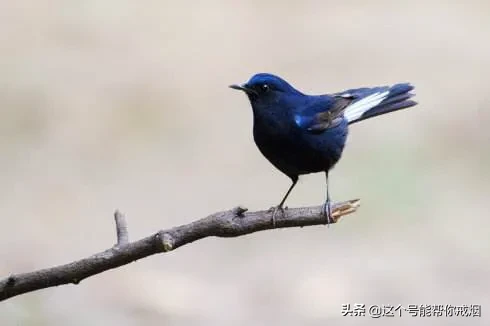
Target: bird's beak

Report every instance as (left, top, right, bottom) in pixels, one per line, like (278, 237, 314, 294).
(229, 83, 257, 95)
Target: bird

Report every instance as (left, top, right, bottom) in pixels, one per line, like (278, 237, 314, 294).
(230, 73, 417, 226)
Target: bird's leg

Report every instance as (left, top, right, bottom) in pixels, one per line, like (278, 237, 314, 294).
(322, 172, 333, 226)
(272, 177, 298, 227)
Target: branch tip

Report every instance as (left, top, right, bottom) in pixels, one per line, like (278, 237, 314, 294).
(114, 210, 129, 246)
(332, 199, 360, 221)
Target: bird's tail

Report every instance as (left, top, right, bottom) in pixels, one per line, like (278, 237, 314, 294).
(342, 83, 417, 125)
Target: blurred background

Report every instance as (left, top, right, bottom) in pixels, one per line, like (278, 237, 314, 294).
(1, 0, 489, 325)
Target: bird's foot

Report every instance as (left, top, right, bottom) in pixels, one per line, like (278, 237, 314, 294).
(322, 200, 333, 227)
(271, 205, 285, 227)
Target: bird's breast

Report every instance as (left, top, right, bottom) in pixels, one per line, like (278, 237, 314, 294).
(252, 118, 348, 177)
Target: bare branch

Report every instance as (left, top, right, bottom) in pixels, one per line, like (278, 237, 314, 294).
(0, 199, 360, 301)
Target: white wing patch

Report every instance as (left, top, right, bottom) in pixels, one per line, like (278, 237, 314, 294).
(343, 91, 389, 122)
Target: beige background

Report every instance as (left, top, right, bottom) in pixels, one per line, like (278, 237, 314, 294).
(1, 1, 489, 325)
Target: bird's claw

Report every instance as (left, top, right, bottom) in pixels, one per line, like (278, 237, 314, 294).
(322, 200, 333, 227)
(271, 206, 285, 227)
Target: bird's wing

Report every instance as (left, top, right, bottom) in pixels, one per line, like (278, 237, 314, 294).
(293, 95, 354, 133)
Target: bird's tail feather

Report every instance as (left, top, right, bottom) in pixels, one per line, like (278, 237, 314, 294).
(343, 83, 416, 125)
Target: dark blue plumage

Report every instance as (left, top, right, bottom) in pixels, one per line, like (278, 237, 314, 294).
(230, 73, 417, 225)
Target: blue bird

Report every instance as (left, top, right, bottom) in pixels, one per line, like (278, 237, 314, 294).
(230, 73, 417, 225)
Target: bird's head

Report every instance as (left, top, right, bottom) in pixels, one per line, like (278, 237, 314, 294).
(229, 73, 302, 106)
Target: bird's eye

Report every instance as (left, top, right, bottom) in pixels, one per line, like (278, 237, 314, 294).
(261, 84, 270, 92)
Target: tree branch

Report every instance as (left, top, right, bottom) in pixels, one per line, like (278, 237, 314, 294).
(0, 199, 360, 301)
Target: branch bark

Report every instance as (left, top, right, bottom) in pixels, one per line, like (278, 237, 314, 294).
(0, 199, 360, 301)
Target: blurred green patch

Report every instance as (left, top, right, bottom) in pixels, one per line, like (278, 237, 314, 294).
(341, 142, 432, 228)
